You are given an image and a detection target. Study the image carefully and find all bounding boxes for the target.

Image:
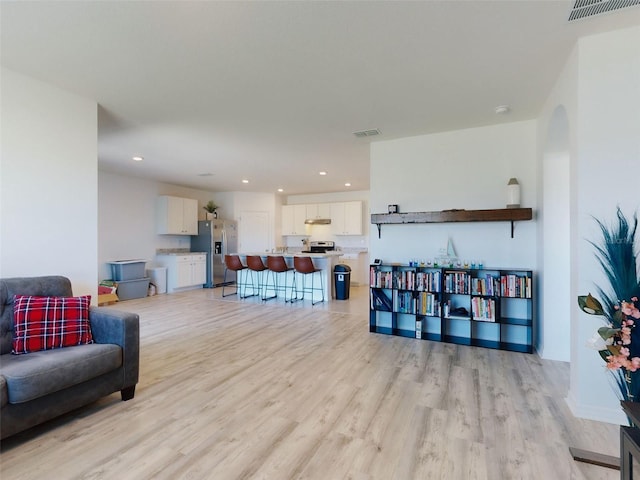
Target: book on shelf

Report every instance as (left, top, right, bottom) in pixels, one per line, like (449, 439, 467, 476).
(392, 270, 415, 290)
(500, 274, 532, 298)
(472, 297, 496, 321)
(471, 274, 499, 296)
(444, 271, 470, 294)
(416, 270, 441, 292)
(370, 267, 393, 289)
(417, 292, 440, 316)
(393, 290, 415, 314)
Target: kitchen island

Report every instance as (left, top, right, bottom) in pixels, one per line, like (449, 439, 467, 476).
(235, 252, 343, 302)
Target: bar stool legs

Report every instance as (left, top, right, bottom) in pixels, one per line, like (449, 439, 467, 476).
(222, 255, 250, 298)
(224, 255, 325, 305)
(291, 256, 325, 305)
(265, 256, 294, 302)
(246, 255, 269, 300)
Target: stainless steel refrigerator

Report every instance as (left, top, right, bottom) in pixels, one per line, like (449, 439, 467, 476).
(191, 219, 238, 287)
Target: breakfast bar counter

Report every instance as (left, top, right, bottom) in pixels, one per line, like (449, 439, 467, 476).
(235, 252, 343, 302)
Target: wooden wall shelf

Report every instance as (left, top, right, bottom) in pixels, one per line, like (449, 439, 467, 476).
(370, 208, 533, 238)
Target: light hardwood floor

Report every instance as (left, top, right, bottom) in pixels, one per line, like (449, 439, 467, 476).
(0, 286, 621, 479)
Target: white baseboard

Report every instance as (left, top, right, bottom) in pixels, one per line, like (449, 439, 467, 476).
(566, 391, 628, 425)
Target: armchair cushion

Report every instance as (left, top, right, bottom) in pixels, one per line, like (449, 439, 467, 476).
(1, 343, 121, 404)
(12, 295, 93, 354)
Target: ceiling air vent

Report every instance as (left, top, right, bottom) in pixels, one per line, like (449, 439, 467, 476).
(353, 129, 381, 138)
(568, 0, 640, 21)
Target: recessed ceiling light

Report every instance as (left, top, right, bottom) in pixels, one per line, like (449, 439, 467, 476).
(132, 156, 143, 162)
(495, 105, 511, 114)
(319, 171, 327, 176)
(345, 183, 351, 187)
(242, 179, 249, 184)
(277, 188, 284, 193)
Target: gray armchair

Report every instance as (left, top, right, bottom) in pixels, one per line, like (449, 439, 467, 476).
(0, 276, 140, 439)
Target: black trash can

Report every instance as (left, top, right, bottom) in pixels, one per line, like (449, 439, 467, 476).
(334, 264, 352, 300)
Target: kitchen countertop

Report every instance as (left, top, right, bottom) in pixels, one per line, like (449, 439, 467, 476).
(156, 249, 206, 256)
(236, 251, 343, 258)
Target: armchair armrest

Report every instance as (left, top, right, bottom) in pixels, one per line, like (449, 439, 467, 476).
(89, 306, 139, 389)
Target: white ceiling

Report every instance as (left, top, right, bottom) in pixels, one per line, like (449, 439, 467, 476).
(2, 1, 639, 195)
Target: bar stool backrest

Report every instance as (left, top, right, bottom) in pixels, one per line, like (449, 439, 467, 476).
(267, 256, 289, 273)
(225, 254, 245, 271)
(293, 256, 317, 274)
(247, 255, 267, 272)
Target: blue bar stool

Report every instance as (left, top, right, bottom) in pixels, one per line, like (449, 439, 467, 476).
(292, 256, 325, 305)
(264, 256, 294, 302)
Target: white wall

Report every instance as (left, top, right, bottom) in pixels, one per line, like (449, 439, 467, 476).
(1, 68, 98, 296)
(369, 121, 537, 269)
(98, 172, 278, 279)
(568, 26, 640, 425)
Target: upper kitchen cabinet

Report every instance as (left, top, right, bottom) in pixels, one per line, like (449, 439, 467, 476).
(306, 203, 331, 221)
(157, 195, 198, 235)
(282, 204, 307, 235)
(331, 201, 363, 235)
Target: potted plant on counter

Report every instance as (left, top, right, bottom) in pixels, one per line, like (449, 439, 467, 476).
(203, 201, 219, 220)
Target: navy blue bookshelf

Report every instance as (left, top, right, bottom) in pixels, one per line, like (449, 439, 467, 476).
(369, 264, 534, 354)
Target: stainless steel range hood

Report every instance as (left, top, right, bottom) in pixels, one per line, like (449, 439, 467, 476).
(304, 218, 331, 225)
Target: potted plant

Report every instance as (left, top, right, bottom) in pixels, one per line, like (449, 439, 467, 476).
(579, 207, 640, 404)
(203, 201, 219, 219)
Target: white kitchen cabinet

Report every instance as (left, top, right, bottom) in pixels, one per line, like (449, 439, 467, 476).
(282, 204, 307, 235)
(305, 203, 331, 220)
(157, 254, 206, 292)
(157, 195, 198, 235)
(330, 201, 363, 235)
(192, 257, 206, 285)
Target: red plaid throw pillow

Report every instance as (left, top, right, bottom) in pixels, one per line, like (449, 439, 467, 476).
(12, 295, 94, 355)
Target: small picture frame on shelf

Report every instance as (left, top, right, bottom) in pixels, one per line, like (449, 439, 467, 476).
(388, 204, 398, 214)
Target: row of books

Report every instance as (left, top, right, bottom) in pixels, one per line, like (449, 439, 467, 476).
(417, 292, 440, 316)
(444, 272, 470, 294)
(501, 275, 532, 298)
(472, 297, 496, 321)
(394, 270, 442, 291)
(393, 290, 415, 314)
(471, 275, 499, 296)
(415, 271, 441, 292)
(370, 289, 441, 317)
(370, 269, 393, 289)
(371, 272, 531, 299)
(392, 270, 414, 290)
(370, 268, 442, 292)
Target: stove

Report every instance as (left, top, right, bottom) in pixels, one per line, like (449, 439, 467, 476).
(303, 241, 335, 253)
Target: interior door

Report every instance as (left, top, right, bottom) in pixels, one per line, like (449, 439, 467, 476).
(238, 211, 270, 254)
